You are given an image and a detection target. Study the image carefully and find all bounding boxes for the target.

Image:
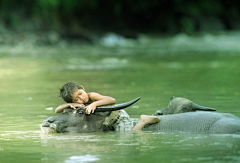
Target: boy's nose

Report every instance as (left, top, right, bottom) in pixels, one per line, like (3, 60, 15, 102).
(79, 96, 83, 101)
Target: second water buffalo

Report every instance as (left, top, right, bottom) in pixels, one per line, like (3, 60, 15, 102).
(145, 111, 240, 133)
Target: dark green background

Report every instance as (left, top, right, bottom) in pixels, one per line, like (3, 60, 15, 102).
(1, 0, 239, 34)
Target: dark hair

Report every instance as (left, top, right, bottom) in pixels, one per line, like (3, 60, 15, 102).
(59, 82, 83, 103)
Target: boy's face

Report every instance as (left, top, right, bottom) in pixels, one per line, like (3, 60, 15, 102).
(71, 89, 89, 104)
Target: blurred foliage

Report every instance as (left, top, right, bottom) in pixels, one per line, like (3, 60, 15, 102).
(0, 0, 240, 34)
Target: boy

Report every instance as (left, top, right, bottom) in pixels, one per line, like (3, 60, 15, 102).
(55, 81, 116, 114)
(55, 81, 160, 130)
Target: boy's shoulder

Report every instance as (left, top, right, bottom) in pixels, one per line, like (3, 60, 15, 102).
(88, 92, 102, 98)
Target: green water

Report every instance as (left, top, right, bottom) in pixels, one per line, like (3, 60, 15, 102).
(1, 33, 240, 162)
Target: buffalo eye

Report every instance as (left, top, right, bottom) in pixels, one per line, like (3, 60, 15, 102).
(78, 109, 84, 114)
(182, 107, 188, 112)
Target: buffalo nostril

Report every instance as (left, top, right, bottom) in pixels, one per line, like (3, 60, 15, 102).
(47, 117, 55, 123)
(42, 120, 50, 127)
(42, 123, 50, 127)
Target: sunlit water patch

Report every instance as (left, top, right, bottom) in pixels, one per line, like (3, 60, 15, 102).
(65, 154, 100, 163)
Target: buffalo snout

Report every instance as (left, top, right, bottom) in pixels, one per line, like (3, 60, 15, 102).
(153, 110, 163, 116)
(42, 117, 55, 127)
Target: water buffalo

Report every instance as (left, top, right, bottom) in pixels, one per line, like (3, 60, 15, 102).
(147, 97, 239, 133)
(41, 97, 140, 133)
(153, 96, 216, 116)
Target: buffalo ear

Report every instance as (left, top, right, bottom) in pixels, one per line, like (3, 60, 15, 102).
(93, 112, 111, 116)
(192, 103, 217, 111)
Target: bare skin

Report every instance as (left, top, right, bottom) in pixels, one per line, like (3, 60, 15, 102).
(132, 115, 160, 130)
(55, 87, 116, 114)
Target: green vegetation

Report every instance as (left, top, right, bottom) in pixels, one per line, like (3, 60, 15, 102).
(0, 0, 240, 34)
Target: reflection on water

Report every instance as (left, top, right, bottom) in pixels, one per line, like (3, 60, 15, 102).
(1, 33, 240, 162)
(1, 131, 240, 162)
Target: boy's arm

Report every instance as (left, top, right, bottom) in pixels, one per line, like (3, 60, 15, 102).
(55, 103, 85, 113)
(85, 92, 116, 114)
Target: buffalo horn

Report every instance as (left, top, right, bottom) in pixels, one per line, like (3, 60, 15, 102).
(95, 97, 141, 112)
(192, 103, 216, 111)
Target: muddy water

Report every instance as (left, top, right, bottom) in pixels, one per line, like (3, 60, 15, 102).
(1, 33, 240, 162)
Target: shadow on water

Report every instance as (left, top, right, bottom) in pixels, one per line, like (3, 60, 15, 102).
(1, 32, 240, 162)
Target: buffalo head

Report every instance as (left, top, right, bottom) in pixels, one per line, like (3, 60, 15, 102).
(41, 97, 140, 133)
(153, 96, 216, 116)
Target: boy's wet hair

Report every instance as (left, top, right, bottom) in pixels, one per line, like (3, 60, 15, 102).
(59, 82, 83, 103)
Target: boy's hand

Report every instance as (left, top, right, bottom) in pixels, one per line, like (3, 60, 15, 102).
(85, 103, 97, 114)
(69, 103, 85, 109)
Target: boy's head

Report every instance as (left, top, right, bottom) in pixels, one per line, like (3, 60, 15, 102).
(59, 82, 84, 103)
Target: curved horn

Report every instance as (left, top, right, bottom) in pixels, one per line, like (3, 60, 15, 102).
(95, 97, 141, 112)
(192, 103, 216, 111)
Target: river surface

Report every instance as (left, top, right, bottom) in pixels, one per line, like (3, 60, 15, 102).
(1, 32, 240, 162)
